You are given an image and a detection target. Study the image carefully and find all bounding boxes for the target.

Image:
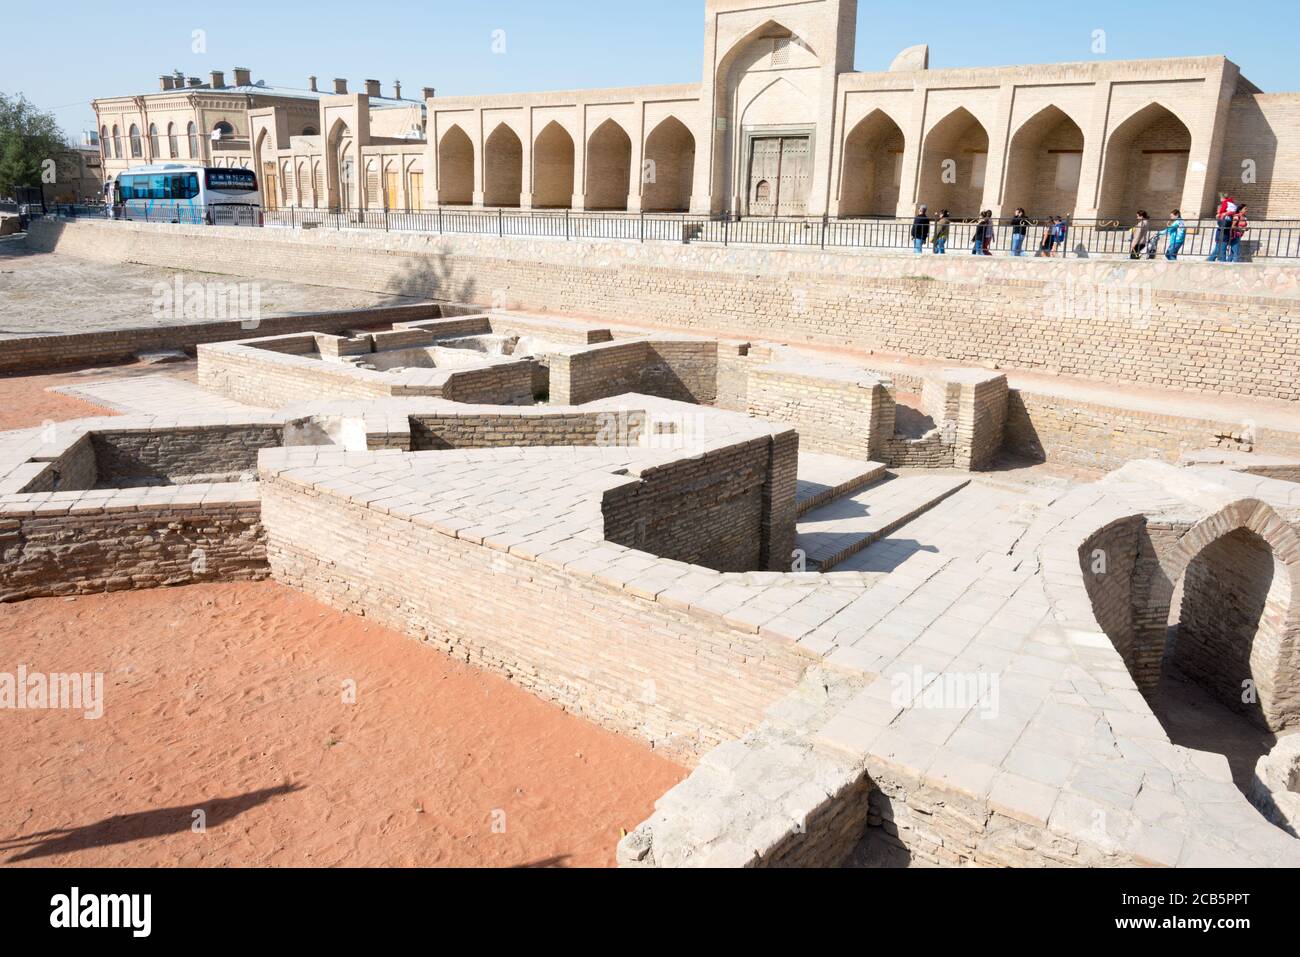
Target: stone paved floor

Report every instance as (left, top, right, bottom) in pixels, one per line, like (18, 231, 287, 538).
(53, 372, 268, 417)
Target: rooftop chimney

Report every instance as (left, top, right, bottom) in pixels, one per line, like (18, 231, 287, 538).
(393, 80, 402, 100)
(364, 79, 381, 97)
(308, 75, 318, 92)
(210, 70, 226, 89)
(188, 77, 203, 88)
(421, 86, 436, 100)
(159, 75, 174, 91)
(333, 78, 348, 94)
(233, 67, 252, 87)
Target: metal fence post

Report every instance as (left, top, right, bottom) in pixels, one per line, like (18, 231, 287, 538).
(498, 207, 504, 238)
(438, 207, 444, 235)
(640, 210, 645, 243)
(565, 208, 571, 241)
(724, 216, 730, 247)
(821, 213, 828, 249)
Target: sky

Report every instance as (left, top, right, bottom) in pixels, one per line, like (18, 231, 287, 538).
(5, 0, 1295, 141)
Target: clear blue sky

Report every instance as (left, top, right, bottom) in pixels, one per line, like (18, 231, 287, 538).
(7, 0, 1295, 141)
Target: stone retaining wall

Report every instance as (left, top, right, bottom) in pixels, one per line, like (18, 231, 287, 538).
(260, 471, 809, 760)
(31, 219, 1300, 402)
(0, 491, 266, 602)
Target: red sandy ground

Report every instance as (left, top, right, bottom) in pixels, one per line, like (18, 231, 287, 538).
(0, 368, 118, 431)
(0, 582, 685, 868)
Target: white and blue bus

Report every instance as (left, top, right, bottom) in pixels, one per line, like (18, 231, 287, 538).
(112, 164, 262, 226)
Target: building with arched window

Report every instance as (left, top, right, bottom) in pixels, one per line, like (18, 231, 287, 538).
(88, 4, 1300, 219)
(417, 0, 1300, 220)
(91, 67, 431, 193)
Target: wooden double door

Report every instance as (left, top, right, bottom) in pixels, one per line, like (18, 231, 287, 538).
(746, 135, 811, 217)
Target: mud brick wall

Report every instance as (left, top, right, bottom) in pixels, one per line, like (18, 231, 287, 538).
(0, 498, 267, 602)
(957, 375, 1010, 471)
(34, 220, 1300, 403)
(426, 362, 536, 406)
(550, 339, 717, 407)
(199, 343, 394, 407)
(1079, 517, 1144, 686)
(864, 768, 1143, 868)
(260, 476, 808, 760)
(747, 367, 892, 461)
(1006, 389, 1300, 474)
(602, 437, 772, 573)
(409, 411, 634, 450)
(19, 434, 97, 493)
(1178, 528, 1294, 730)
(91, 425, 284, 484)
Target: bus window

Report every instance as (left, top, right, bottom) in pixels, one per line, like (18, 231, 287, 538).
(206, 168, 257, 193)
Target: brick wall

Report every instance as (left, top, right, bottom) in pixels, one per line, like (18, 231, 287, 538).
(90, 425, 284, 485)
(549, 339, 718, 407)
(32, 220, 1300, 403)
(260, 473, 808, 760)
(0, 497, 266, 602)
(1007, 390, 1300, 473)
(602, 436, 772, 573)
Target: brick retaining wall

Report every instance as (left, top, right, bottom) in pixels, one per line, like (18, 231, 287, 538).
(30, 219, 1300, 402)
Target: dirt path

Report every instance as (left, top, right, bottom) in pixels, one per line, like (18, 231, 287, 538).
(0, 581, 684, 868)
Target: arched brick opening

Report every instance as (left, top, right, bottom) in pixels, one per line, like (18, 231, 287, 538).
(1004, 106, 1085, 219)
(326, 119, 352, 210)
(1098, 103, 1192, 223)
(1087, 500, 1300, 734)
(839, 109, 905, 218)
(585, 119, 632, 211)
(438, 125, 474, 206)
(643, 116, 695, 212)
(1175, 528, 1286, 727)
(711, 19, 817, 216)
(533, 121, 575, 209)
(1166, 502, 1300, 732)
(483, 124, 522, 208)
(918, 107, 989, 218)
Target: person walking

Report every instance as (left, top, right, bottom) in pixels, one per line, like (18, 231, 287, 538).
(1130, 210, 1151, 260)
(1037, 216, 1057, 257)
(932, 209, 950, 254)
(1053, 216, 1069, 257)
(911, 205, 931, 254)
(970, 213, 986, 255)
(1164, 209, 1186, 260)
(982, 211, 995, 255)
(1009, 208, 1029, 256)
(1229, 204, 1250, 262)
(1208, 204, 1235, 261)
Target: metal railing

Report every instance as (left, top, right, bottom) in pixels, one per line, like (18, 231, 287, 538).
(43, 203, 1300, 260)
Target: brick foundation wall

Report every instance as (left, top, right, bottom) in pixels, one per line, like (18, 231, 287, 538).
(90, 425, 284, 484)
(1007, 390, 1300, 473)
(32, 220, 1300, 403)
(260, 474, 809, 760)
(0, 496, 267, 602)
(549, 339, 718, 407)
(602, 437, 772, 573)
(747, 366, 892, 460)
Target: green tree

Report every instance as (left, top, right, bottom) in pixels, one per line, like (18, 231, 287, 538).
(0, 93, 66, 198)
